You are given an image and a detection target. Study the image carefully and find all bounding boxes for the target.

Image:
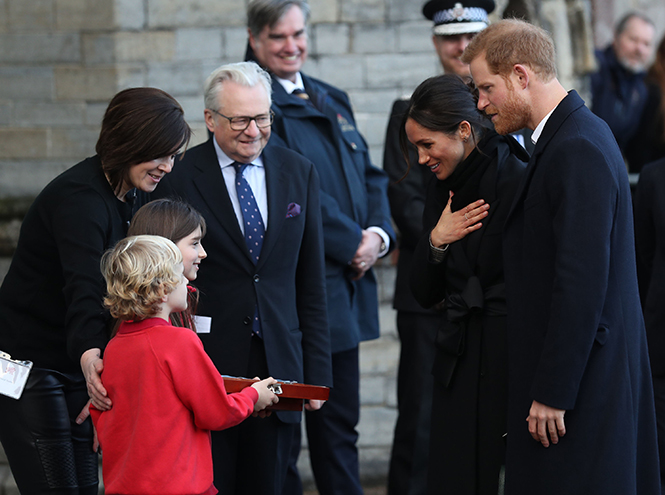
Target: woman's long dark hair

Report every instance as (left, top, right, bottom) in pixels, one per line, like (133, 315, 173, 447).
(127, 198, 206, 332)
(398, 74, 491, 178)
(96, 87, 191, 195)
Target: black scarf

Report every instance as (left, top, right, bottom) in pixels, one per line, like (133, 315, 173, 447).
(436, 130, 504, 213)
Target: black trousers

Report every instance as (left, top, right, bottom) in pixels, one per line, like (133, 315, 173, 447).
(305, 346, 362, 495)
(0, 368, 98, 494)
(212, 335, 298, 495)
(388, 311, 439, 495)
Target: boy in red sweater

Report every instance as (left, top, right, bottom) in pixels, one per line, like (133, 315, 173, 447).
(92, 234, 277, 495)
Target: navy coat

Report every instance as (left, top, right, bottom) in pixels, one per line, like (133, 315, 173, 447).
(502, 91, 661, 494)
(269, 74, 395, 353)
(154, 139, 332, 424)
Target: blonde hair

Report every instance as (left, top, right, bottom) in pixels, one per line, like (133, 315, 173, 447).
(461, 18, 557, 82)
(101, 235, 183, 322)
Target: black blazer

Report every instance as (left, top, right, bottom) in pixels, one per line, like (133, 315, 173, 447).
(0, 156, 141, 373)
(155, 139, 333, 423)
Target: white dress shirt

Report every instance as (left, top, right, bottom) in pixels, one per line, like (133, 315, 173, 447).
(212, 138, 269, 233)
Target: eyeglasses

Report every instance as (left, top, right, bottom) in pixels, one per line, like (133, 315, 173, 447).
(210, 109, 274, 131)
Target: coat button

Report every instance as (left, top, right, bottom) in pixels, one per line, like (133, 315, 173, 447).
(243, 316, 251, 325)
(253, 275, 260, 283)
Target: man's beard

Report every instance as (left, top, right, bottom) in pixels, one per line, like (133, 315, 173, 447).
(618, 54, 647, 73)
(492, 89, 531, 135)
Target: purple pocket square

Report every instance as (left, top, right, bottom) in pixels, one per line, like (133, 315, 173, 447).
(286, 202, 301, 218)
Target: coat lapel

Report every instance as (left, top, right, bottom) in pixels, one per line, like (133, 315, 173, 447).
(190, 140, 250, 259)
(505, 91, 585, 225)
(257, 145, 290, 269)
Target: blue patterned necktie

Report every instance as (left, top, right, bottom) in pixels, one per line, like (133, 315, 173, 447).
(233, 162, 265, 263)
(233, 161, 264, 337)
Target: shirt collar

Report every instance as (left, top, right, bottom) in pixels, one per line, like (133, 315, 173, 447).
(274, 72, 305, 94)
(212, 137, 265, 169)
(531, 106, 557, 145)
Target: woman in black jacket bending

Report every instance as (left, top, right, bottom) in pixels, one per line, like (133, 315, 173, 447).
(405, 74, 527, 495)
(0, 87, 191, 494)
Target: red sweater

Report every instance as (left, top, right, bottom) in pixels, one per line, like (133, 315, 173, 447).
(91, 318, 258, 495)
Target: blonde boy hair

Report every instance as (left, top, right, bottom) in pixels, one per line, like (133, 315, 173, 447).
(101, 235, 183, 322)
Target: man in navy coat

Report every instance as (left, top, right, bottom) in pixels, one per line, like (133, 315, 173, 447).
(245, 1, 395, 493)
(464, 19, 661, 494)
(154, 61, 332, 495)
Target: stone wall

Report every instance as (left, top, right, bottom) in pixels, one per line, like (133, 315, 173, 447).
(2, 0, 665, 492)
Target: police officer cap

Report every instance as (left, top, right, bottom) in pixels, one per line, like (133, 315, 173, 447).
(423, 0, 495, 36)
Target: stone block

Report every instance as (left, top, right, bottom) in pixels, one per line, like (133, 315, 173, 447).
(114, 0, 146, 29)
(387, 0, 426, 22)
(115, 31, 176, 62)
(85, 102, 107, 126)
(14, 101, 86, 127)
(347, 88, 398, 114)
(369, 145, 383, 171)
(358, 406, 396, 447)
(375, 262, 397, 305)
(314, 55, 364, 90)
(358, 446, 391, 484)
(147, 0, 246, 29)
(54, 67, 119, 101)
(379, 306, 398, 340)
(398, 20, 435, 52)
(0, 33, 80, 64)
(0, 67, 54, 100)
(341, 0, 386, 23)
(352, 24, 396, 54)
(360, 375, 389, 405)
(0, 161, 72, 198)
(49, 127, 99, 159)
(1, 465, 20, 495)
(0, 0, 7, 32)
(189, 123, 210, 148)
(82, 34, 116, 65)
(365, 53, 437, 89)
(309, 0, 339, 24)
(354, 112, 389, 148)
(176, 95, 206, 124)
(7, 0, 55, 31)
(0, 440, 6, 462)
(0, 258, 11, 285)
(147, 63, 203, 96)
(0, 218, 21, 256)
(313, 23, 350, 55)
(55, 0, 115, 30)
(116, 65, 147, 90)
(0, 101, 11, 125)
(223, 26, 250, 61)
(360, 337, 399, 375)
(176, 28, 223, 61)
(0, 129, 49, 160)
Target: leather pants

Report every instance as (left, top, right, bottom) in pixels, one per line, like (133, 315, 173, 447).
(0, 368, 98, 494)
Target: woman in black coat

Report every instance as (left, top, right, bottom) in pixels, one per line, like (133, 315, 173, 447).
(0, 87, 191, 494)
(405, 75, 527, 495)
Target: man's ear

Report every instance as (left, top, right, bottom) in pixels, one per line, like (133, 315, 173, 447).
(513, 64, 530, 90)
(204, 109, 216, 134)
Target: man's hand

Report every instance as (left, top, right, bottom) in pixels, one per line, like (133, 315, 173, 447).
(80, 348, 111, 411)
(305, 399, 325, 411)
(527, 400, 566, 447)
(350, 230, 382, 280)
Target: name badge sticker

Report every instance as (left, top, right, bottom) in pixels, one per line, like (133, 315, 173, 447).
(194, 315, 212, 334)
